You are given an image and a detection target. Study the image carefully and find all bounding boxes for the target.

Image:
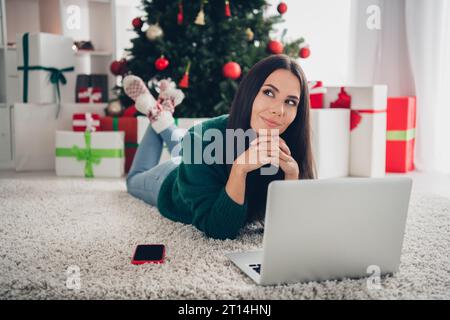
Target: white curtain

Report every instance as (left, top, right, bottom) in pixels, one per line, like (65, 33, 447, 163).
(349, 0, 450, 174)
(405, 0, 450, 174)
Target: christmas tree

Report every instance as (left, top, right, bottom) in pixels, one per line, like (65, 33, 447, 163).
(113, 0, 308, 118)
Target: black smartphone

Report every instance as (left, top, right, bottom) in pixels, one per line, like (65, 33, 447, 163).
(131, 244, 165, 265)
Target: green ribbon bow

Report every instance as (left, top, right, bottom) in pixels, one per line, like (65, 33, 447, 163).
(55, 131, 124, 178)
(17, 33, 75, 118)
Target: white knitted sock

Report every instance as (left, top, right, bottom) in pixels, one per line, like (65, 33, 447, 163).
(151, 110, 175, 134)
(123, 75, 157, 116)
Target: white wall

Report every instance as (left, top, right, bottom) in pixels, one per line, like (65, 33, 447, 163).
(5, 0, 40, 43)
(115, 0, 144, 59)
(266, 0, 352, 85)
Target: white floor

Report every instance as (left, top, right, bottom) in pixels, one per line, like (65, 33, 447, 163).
(387, 171, 450, 199)
(1, 168, 449, 299)
(1, 169, 449, 199)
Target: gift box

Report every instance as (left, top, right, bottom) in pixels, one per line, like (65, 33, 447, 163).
(72, 113, 101, 132)
(308, 81, 327, 108)
(99, 116, 149, 172)
(323, 85, 388, 177)
(55, 130, 124, 178)
(386, 97, 416, 173)
(325, 86, 387, 110)
(310, 109, 350, 179)
(75, 74, 108, 103)
(14, 103, 107, 171)
(16, 32, 75, 115)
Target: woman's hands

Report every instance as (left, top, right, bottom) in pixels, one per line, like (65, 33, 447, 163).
(232, 132, 299, 179)
(276, 137, 300, 179)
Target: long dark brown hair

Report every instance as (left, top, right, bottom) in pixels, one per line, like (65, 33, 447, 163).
(226, 54, 316, 223)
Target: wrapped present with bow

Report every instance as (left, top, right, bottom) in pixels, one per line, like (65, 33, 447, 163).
(308, 81, 327, 108)
(17, 32, 76, 118)
(326, 85, 388, 177)
(99, 116, 149, 172)
(72, 113, 101, 132)
(76, 74, 108, 103)
(55, 130, 125, 178)
(77, 87, 103, 103)
(386, 97, 416, 173)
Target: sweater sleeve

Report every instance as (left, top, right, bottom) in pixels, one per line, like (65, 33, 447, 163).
(177, 130, 248, 240)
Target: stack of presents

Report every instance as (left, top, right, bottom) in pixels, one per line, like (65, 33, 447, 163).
(13, 32, 202, 178)
(13, 32, 416, 179)
(308, 81, 416, 178)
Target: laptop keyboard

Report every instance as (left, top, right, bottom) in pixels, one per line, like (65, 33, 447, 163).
(249, 263, 261, 274)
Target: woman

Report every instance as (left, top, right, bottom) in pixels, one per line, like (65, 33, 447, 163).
(126, 54, 316, 240)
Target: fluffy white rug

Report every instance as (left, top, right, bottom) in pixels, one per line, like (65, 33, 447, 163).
(0, 173, 449, 300)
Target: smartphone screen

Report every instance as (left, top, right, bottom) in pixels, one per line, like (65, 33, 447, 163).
(132, 244, 165, 264)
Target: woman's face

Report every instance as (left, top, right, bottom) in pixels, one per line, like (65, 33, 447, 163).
(250, 69, 301, 135)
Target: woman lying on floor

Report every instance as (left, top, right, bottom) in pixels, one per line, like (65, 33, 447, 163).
(125, 54, 316, 240)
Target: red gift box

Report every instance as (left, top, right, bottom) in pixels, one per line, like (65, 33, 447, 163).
(386, 97, 416, 173)
(308, 81, 326, 108)
(72, 113, 100, 132)
(99, 117, 139, 173)
(77, 87, 103, 103)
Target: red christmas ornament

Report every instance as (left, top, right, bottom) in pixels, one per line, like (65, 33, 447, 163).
(222, 61, 241, 80)
(299, 47, 311, 59)
(177, 1, 184, 25)
(225, 0, 231, 17)
(267, 40, 284, 54)
(132, 17, 143, 29)
(277, 2, 288, 14)
(110, 59, 127, 76)
(155, 55, 169, 71)
(179, 62, 191, 88)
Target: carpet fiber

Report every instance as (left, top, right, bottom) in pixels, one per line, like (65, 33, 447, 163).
(1, 173, 449, 299)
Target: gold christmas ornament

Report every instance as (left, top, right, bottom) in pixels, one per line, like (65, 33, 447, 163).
(106, 100, 123, 116)
(195, 3, 205, 25)
(146, 23, 163, 41)
(245, 28, 254, 41)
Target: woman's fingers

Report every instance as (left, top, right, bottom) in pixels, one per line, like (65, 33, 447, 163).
(278, 149, 292, 162)
(277, 137, 291, 155)
(251, 136, 290, 156)
(250, 135, 279, 145)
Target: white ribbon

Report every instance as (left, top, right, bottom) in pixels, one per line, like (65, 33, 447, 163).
(78, 87, 102, 103)
(85, 113, 97, 132)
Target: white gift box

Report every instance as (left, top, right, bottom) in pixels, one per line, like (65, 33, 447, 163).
(310, 109, 350, 179)
(324, 85, 387, 110)
(14, 103, 107, 171)
(55, 131, 125, 178)
(159, 118, 210, 163)
(16, 32, 76, 105)
(324, 85, 387, 177)
(348, 86, 387, 177)
(350, 109, 387, 177)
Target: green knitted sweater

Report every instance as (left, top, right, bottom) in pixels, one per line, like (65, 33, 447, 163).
(157, 114, 249, 240)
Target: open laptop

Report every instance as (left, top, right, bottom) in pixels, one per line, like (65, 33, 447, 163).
(226, 177, 413, 286)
